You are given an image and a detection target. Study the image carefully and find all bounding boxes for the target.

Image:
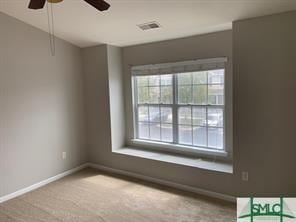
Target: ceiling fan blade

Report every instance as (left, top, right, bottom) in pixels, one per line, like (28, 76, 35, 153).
(83, 0, 110, 11)
(28, 0, 46, 9)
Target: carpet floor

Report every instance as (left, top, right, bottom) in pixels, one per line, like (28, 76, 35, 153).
(0, 168, 236, 222)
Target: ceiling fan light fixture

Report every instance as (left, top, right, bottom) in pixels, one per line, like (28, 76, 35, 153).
(47, 0, 63, 3)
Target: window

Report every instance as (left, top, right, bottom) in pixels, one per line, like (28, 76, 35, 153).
(132, 58, 230, 156)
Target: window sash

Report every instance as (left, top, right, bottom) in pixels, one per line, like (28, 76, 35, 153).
(135, 104, 174, 143)
(176, 105, 224, 149)
(133, 69, 226, 153)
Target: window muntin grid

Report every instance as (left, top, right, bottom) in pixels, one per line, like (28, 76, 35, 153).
(134, 69, 225, 151)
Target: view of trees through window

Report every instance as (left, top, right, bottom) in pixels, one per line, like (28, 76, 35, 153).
(135, 69, 224, 150)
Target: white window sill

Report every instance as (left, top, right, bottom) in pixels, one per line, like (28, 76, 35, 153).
(112, 146, 233, 174)
(131, 139, 231, 159)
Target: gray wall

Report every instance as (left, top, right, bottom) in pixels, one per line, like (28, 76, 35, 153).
(0, 12, 86, 197)
(233, 11, 296, 195)
(84, 11, 296, 197)
(84, 31, 238, 196)
(107, 46, 125, 150)
(82, 45, 111, 163)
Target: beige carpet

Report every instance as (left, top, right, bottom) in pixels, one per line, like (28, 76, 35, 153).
(0, 168, 236, 222)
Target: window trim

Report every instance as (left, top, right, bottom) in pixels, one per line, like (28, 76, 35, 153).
(130, 59, 232, 160)
(131, 138, 229, 159)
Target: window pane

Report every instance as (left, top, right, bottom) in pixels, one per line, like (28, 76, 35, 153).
(208, 108, 223, 127)
(138, 106, 149, 122)
(135, 70, 226, 151)
(150, 123, 160, 141)
(192, 107, 206, 126)
(138, 86, 149, 104)
(208, 128, 223, 149)
(192, 85, 207, 105)
(161, 86, 173, 104)
(138, 122, 149, 139)
(161, 75, 172, 86)
(192, 71, 207, 84)
(208, 69, 224, 84)
(149, 75, 160, 86)
(193, 126, 207, 147)
(149, 106, 160, 122)
(137, 76, 149, 86)
(177, 73, 192, 85)
(161, 124, 173, 142)
(178, 107, 192, 125)
(149, 86, 160, 103)
(179, 125, 192, 145)
(161, 107, 172, 123)
(208, 85, 224, 105)
(178, 85, 192, 104)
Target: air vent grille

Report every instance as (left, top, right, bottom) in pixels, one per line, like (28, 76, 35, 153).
(138, 22, 161, 31)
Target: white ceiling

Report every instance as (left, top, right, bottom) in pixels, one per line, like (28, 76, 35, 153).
(1, 0, 296, 48)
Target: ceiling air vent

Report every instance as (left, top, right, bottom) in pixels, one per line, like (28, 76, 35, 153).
(138, 22, 161, 31)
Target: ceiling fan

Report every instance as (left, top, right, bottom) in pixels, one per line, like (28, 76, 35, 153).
(28, 0, 110, 11)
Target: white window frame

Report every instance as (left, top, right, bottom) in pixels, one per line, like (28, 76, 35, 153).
(130, 58, 232, 160)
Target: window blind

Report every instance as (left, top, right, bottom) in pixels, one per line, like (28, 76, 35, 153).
(131, 57, 227, 76)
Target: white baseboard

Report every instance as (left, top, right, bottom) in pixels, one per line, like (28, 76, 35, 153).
(88, 163, 236, 203)
(0, 164, 88, 204)
(0, 162, 235, 204)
